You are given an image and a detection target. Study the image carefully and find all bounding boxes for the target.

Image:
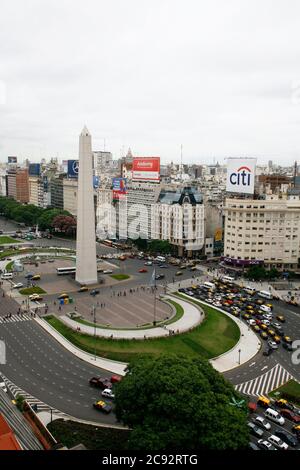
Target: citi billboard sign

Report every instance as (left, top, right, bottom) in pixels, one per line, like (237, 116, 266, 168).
(226, 158, 256, 195)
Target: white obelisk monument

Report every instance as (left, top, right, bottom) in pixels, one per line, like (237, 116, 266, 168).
(75, 126, 98, 285)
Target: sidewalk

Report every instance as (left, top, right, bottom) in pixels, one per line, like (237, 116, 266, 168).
(52, 295, 204, 339)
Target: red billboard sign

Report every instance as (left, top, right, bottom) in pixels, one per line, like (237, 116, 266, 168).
(132, 157, 160, 181)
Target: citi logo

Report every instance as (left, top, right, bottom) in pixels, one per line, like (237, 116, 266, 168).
(229, 166, 252, 186)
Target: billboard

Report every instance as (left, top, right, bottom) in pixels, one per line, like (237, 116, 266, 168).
(8, 156, 17, 164)
(28, 163, 41, 176)
(132, 157, 160, 181)
(112, 177, 127, 200)
(93, 176, 100, 188)
(68, 160, 79, 178)
(226, 158, 256, 195)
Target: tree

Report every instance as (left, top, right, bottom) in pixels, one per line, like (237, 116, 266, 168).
(37, 208, 70, 231)
(148, 240, 173, 255)
(115, 355, 249, 450)
(245, 265, 267, 281)
(52, 214, 76, 234)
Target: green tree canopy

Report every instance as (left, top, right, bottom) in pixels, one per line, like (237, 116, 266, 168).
(115, 355, 249, 450)
(37, 208, 71, 231)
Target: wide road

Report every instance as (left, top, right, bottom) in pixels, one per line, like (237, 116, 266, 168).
(0, 291, 120, 424)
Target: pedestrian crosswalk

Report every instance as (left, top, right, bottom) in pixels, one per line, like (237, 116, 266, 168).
(0, 374, 67, 417)
(0, 314, 33, 324)
(235, 363, 294, 397)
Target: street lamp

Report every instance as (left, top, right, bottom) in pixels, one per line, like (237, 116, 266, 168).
(93, 305, 97, 361)
(238, 348, 241, 365)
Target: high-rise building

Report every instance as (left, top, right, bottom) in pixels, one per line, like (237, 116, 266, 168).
(6, 168, 29, 203)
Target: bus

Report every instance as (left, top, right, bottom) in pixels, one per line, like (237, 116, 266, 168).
(56, 267, 76, 275)
(258, 290, 273, 300)
(202, 281, 216, 290)
(222, 275, 235, 284)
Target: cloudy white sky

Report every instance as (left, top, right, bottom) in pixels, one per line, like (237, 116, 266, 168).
(1, 0, 300, 165)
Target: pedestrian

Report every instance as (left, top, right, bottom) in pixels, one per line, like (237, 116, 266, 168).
(58, 305, 61, 311)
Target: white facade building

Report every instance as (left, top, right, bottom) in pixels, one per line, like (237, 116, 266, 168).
(223, 195, 300, 270)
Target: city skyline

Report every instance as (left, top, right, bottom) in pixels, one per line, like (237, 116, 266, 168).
(1, 1, 300, 164)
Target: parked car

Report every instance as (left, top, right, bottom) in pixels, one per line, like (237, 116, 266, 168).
(78, 285, 88, 292)
(89, 377, 112, 389)
(274, 430, 298, 448)
(280, 409, 300, 423)
(93, 400, 112, 414)
(12, 283, 23, 289)
(276, 315, 285, 323)
(254, 416, 271, 430)
(101, 388, 115, 399)
(90, 289, 100, 296)
(29, 294, 43, 301)
(139, 268, 148, 273)
(268, 434, 288, 450)
(111, 375, 122, 384)
(31, 274, 41, 281)
(103, 270, 113, 274)
(257, 439, 277, 450)
(247, 422, 264, 438)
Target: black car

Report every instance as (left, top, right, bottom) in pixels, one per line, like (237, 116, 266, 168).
(90, 289, 100, 296)
(247, 422, 264, 438)
(263, 348, 273, 356)
(275, 430, 298, 447)
(282, 342, 293, 351)
(248, 442, 260, 450)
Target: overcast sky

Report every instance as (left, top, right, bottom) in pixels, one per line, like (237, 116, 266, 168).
(1, 0, 300, 165)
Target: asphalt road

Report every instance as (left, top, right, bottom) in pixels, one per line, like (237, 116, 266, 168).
(0, 292, 120, 424)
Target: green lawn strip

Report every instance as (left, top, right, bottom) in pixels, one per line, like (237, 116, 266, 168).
(269, 379, 300, 406)
(5, 260, 14, 272)
(67, 299, 181, 331)
(44, 296, 239, 362)
(110, 274, 130, 281)
(47, 419, 129, 450)
(0, 247, 75, 260)
(0, 236, 21, 245)
(19, 286, 46, 295)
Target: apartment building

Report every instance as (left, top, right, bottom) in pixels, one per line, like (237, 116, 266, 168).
(63, 178, 78, 216)
(7, 168, 29, 203)
(223, 195, 300, 270)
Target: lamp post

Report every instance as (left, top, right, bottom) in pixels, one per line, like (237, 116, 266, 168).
(93, 305, 96, 361)
(238, 348, 241, 365)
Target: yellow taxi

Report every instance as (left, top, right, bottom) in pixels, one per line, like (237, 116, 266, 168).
(273, 335, 281, 344)
(31, 274, 41, 280)
(267, 329, 276, 337)
(260, 331, 268, 340)
(260, 324, 268, 331)
(257, 396, 270, 408)
(57, 293, 69, 300)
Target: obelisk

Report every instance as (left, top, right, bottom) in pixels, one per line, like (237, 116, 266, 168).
(75, 126, 98, 285)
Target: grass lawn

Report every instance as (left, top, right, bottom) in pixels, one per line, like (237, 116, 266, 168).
(45, 298, 240, 362)
(19, 286, 46, 295)
(0, 236, 20, 245)
(47, 419, 130, 450)
(110, 274, 130, 281)
(5, 260, 14, 272)
(269, 379, 300, 406)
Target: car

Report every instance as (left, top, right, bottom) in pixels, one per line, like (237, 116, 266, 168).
(0, 381, 8, 393)
(256, 299, 264, 305)
(271, 322, 282, 330)
(276, 315, 285, 323)
(280, 409, 300, 423)
(257, 396, 271, 408)
(292, 424, 300, 438)
(247, 422, 264, 438)
(31, 274, 41, 281)
(282, 342, 293, 351)
(273, 335, 281, 344)
(268, 340, 278, 350)
(101, 388, 115, 399)
(257, 439, 276, 450)
(268, 434, 288, 450)
(267, 329, 276, 337)
(261, 319, 270, 326)
(155, 274, 165, 280)
(139, 268, 148, 273)
(253, 325, 261, 332)
(29, 294, 43, 301)
(103, 270, 113, 274)
(90, 289, 100, 296)
(175, 271, 183, 276)
(111, 375, 122, 384)
(12, 282, 23, 289)
(144, 261, 153, 266)
(93, 400, 112, 414)
(254, 416, 271, 431)
(159, 264, 168, 268)
(260, 331, 268, 340)
(282, 336, 292, 344)
(274, 430, 298, 447)
(263, 348, 273, 356)
(57, 293, 69, 300)
(78, 285, 88, 292)
(248, 442, 260, 450)
(89, 377, 112, 389)
(25, 273, 34, 279)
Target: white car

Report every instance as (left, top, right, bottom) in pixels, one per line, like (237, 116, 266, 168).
(247, 319, 256, 326)
(263, 313, 273, 320)
(257, 439, 277, 450)
(268, 340, 278, 350)
(103, 270, 113, 274)
(0, 381, 8, 393)
(12, 283, 24, 289)
(101, 388, 115, 399)
(261, 319, 270, 326)
(144, 261, 153, 266)
(268, 435, 288, 450)
(254, 416, 271, 431)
